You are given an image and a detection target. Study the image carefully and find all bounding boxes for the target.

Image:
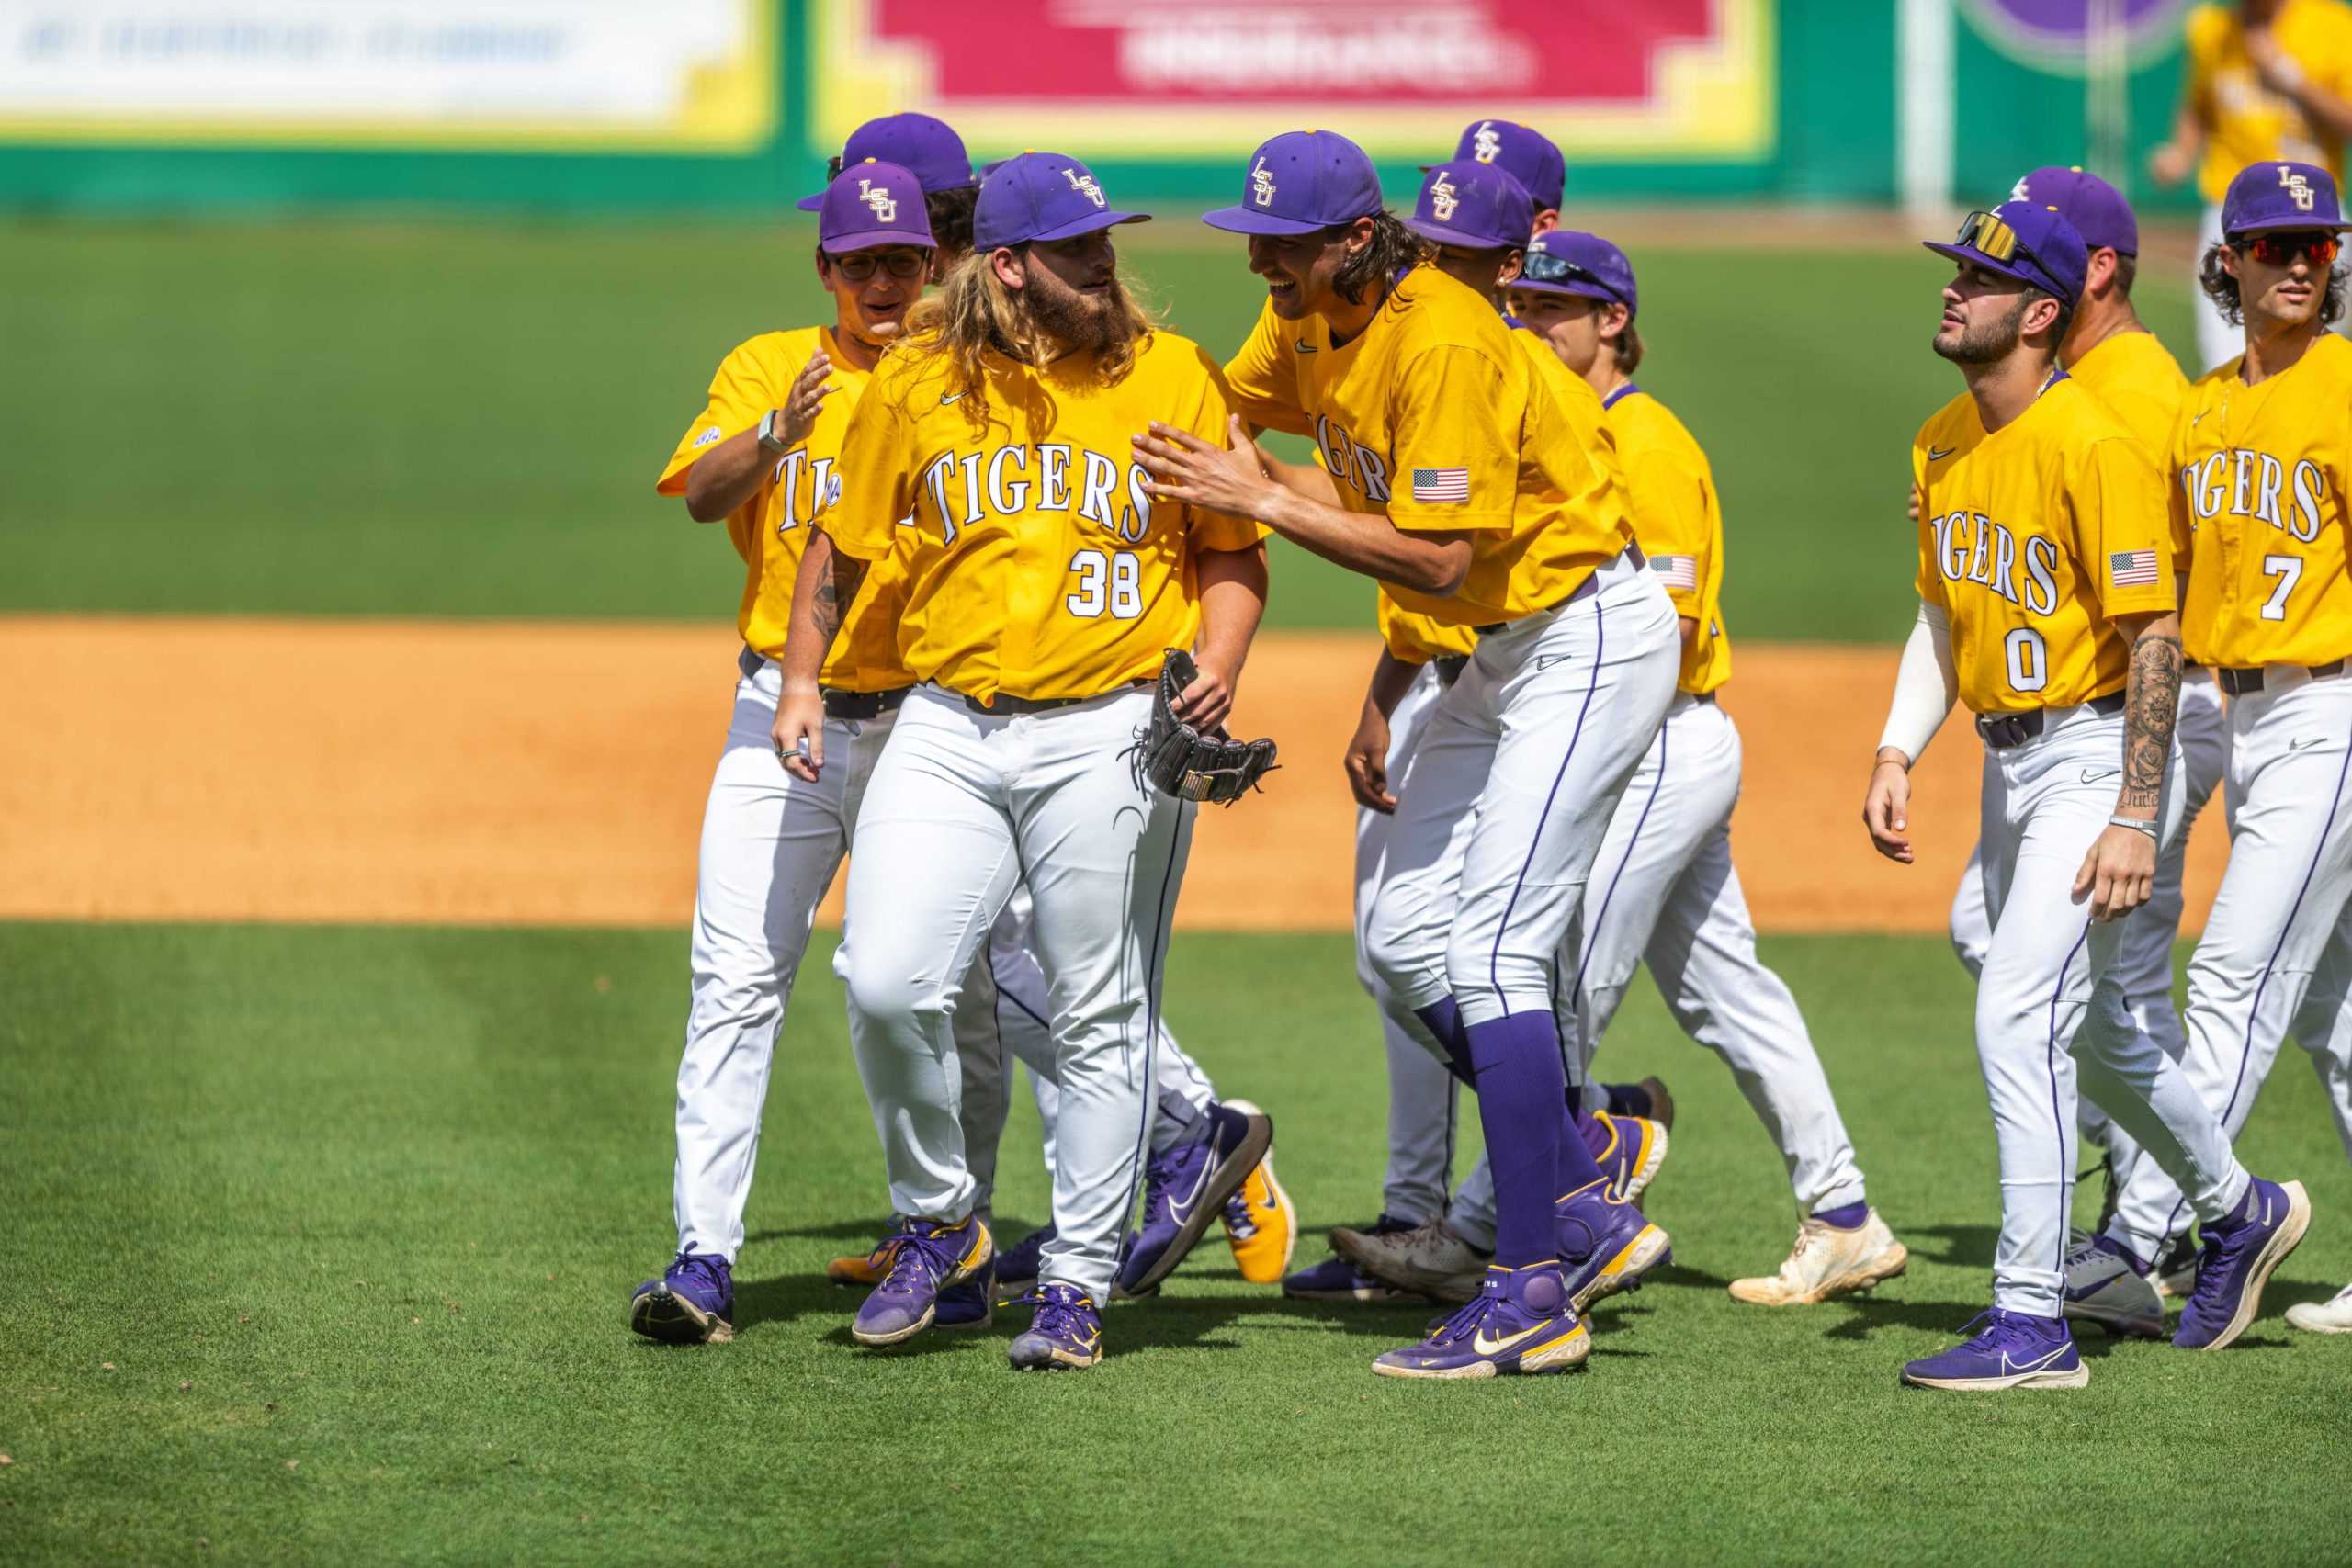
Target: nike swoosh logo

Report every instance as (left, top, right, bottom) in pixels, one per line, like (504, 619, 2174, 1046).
(1928, 446, 1957, 461)
(2081, 768, 2119, 784)
(939, 391, 965, 405)
(2002, 1343, 2074, 1375)
(1167, 1154, 1216, 1224)
(1294, 342, 1317, 354)
(2191, 410, 2211, 426)
(1470, 1319, 1553, 1357)
(2288, 736, 2334, 752)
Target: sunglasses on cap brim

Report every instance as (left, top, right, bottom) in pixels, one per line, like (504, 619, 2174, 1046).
(2233, 230, 2342, 267)
(1518, 249, 1618, 295)
(1951, 209, 2042, 268)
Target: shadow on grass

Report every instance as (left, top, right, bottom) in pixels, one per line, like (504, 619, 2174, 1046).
(1904, 1224, 1999, 1269)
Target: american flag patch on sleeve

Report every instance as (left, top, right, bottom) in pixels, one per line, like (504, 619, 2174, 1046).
(1653, 555, 1699, 592)
(2109, 548, 2159, 588)
(1411, 468, 1470, 503)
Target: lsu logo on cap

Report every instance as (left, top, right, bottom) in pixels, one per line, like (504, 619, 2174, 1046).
(1430, 172, 1460, 221)
(1473, 121, 1501, 164)
(857, 178, 898, 222)
(1063, 167, 1107, 208)
(2281, 164, 2316, 211)
(1250, 155, 1276, 208)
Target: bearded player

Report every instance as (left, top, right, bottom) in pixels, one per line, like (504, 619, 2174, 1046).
(1938, 169, 2226, 1316)
(1865, 199, 2302, 1389)
(1142, 132, 1679, 1379)
(775, 153, 1268, 1371)
(2096, 160, 2350, 1337)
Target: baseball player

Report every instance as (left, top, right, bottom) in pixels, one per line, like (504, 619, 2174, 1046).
(1302, 168, 1674, 1314)
(775, 152, 1269, 1371)
(1283, 128, 1566, 1305)
(2147, 0, 2352, 368)
(1411, 231, 1908, 1307)
(2090, 160, 2351, 1337)
(797, 111, 981, 269)
(1866, 199, 2303, 1390)
(1140, 134, 1680, 1379)
(1944, 168, 2222, 1308)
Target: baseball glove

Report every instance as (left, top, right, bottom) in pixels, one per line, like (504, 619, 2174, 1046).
(1132, 649, 1278, 805)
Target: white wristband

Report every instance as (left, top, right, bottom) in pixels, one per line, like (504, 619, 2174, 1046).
(2107, 815, 2158, 839)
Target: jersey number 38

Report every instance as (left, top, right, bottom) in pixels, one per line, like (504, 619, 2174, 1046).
(1068, 549, 1143, 619)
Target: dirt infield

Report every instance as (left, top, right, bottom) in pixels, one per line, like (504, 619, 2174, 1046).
(0, 616, 2227, 934)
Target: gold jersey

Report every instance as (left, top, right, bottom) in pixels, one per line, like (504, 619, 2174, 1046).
(823, 329, 1261, 704)
(1912, 376, 2177, 714)
(2068, 329, 2191, 462)
(656, 326, 915, 691)
(2185, 0, 2352, 202)
(1223, 263, 1634, 628)
(1604, 382, 1730, 695)
(2169, 332, 2352, 668)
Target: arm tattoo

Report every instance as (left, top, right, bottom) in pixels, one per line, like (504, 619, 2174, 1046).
(810, 551, 869, 649)
(2120, 628, 2182, 814)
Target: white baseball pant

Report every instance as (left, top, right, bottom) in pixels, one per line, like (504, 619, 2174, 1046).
(1363, 548, 1681, 1028)
(1352, 663, 1462, 1226)
(2106, 669, 2352, 1260)
(1970, 702, 2249, 1317)
(1951, 672, 2231, 1186)
(842, 684, 1193, 1303)
(1446, 693, 1870, 1247)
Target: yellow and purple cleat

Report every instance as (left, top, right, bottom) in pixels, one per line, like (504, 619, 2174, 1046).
(827, 1233, 899, 1288)
(1589, 1111, 1669, 1207)
(1219, 1099, 1296, 1284)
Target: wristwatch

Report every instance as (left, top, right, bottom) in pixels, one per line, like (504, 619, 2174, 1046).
(757, 408, 790, 455)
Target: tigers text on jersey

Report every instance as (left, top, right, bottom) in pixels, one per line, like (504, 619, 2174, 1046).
(1912, 376, 2177, 715)
(2169, 332, 2352, 668)
(1222, 264, 1633, 628)
(1605, 383, 1730, 695)
(656, 326, 915, 692)
(2067, 329, 2191, 463)
(823, 329, 1261, 705)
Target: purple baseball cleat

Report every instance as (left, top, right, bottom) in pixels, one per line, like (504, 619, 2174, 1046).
(1115, 1101, 1272, 1297)
(628, 1246, 735, 1345)
(850, 1214, 992, 1348)
(1372, 1261, 1591, 1380)
(936, 1256, 995, 1331)
(992, 1224, 1054, 1299)
(1555, 1179, 1673, 1311)
(1901, 1309, 2086, 1391)
(1008, 1282, 1104, 1370)
(2175, 1178, 2311, 1350)
(1283, 1214, 1423, 1303)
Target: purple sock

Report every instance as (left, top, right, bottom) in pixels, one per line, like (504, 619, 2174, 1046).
(1813, 1201, 1870, 1232)
(1464, 1010, 1568, 1267)
(1414, 998, 1476, 1089)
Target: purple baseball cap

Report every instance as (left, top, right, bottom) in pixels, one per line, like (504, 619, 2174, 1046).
(1923, 199, 2089, 306)
(817, 160, 935, 254)
(2222, 160, 2350, 235)
(2013, 165, 2138, 255)
(1406, 161, 1535, 250)
(1203, 130, 1384, 236)
(971, 152, 1148, 251)
(1514, 231, 1638, 316)
(797, 111, 975, 210)
(1432, 119, 1565, 214)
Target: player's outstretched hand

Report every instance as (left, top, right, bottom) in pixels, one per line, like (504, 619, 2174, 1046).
(1862, 753, 1915, 863)
(1173, 652, 1238, 732)
(775, 350, 836, 450)
(1345, 705, 1396, 814)
(772, 687, 827, 782)
(2074, 822, 2156, 922)
(1134, 416, 1269, 519)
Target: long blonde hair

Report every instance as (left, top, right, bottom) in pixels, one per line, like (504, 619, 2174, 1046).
(902, 248, 1158, 434)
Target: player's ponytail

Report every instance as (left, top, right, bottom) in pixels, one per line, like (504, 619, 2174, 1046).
(1331, 211, 1431, 305)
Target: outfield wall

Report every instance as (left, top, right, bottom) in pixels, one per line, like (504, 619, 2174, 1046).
(0, 0, 2204, 214)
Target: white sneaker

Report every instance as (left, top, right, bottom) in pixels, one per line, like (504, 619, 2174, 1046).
(2286, 1281, 2352, 1334)
(1729, 1209, 1907, 1305)
(2060, 1236, 2165, 1337)
(1330, 1216, 1486, 1304)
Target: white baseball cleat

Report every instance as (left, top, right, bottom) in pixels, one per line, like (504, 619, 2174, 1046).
(2286, 1281, 2352, 1334)
(1331, 1215, 1487, 1304)
(2060, 1235, 2166, 1337)
(1729, 1209, 1908, 1305)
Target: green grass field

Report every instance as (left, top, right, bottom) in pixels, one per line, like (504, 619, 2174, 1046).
(6, 921, 2348, 1565)
(0, 218, 2203, 640)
